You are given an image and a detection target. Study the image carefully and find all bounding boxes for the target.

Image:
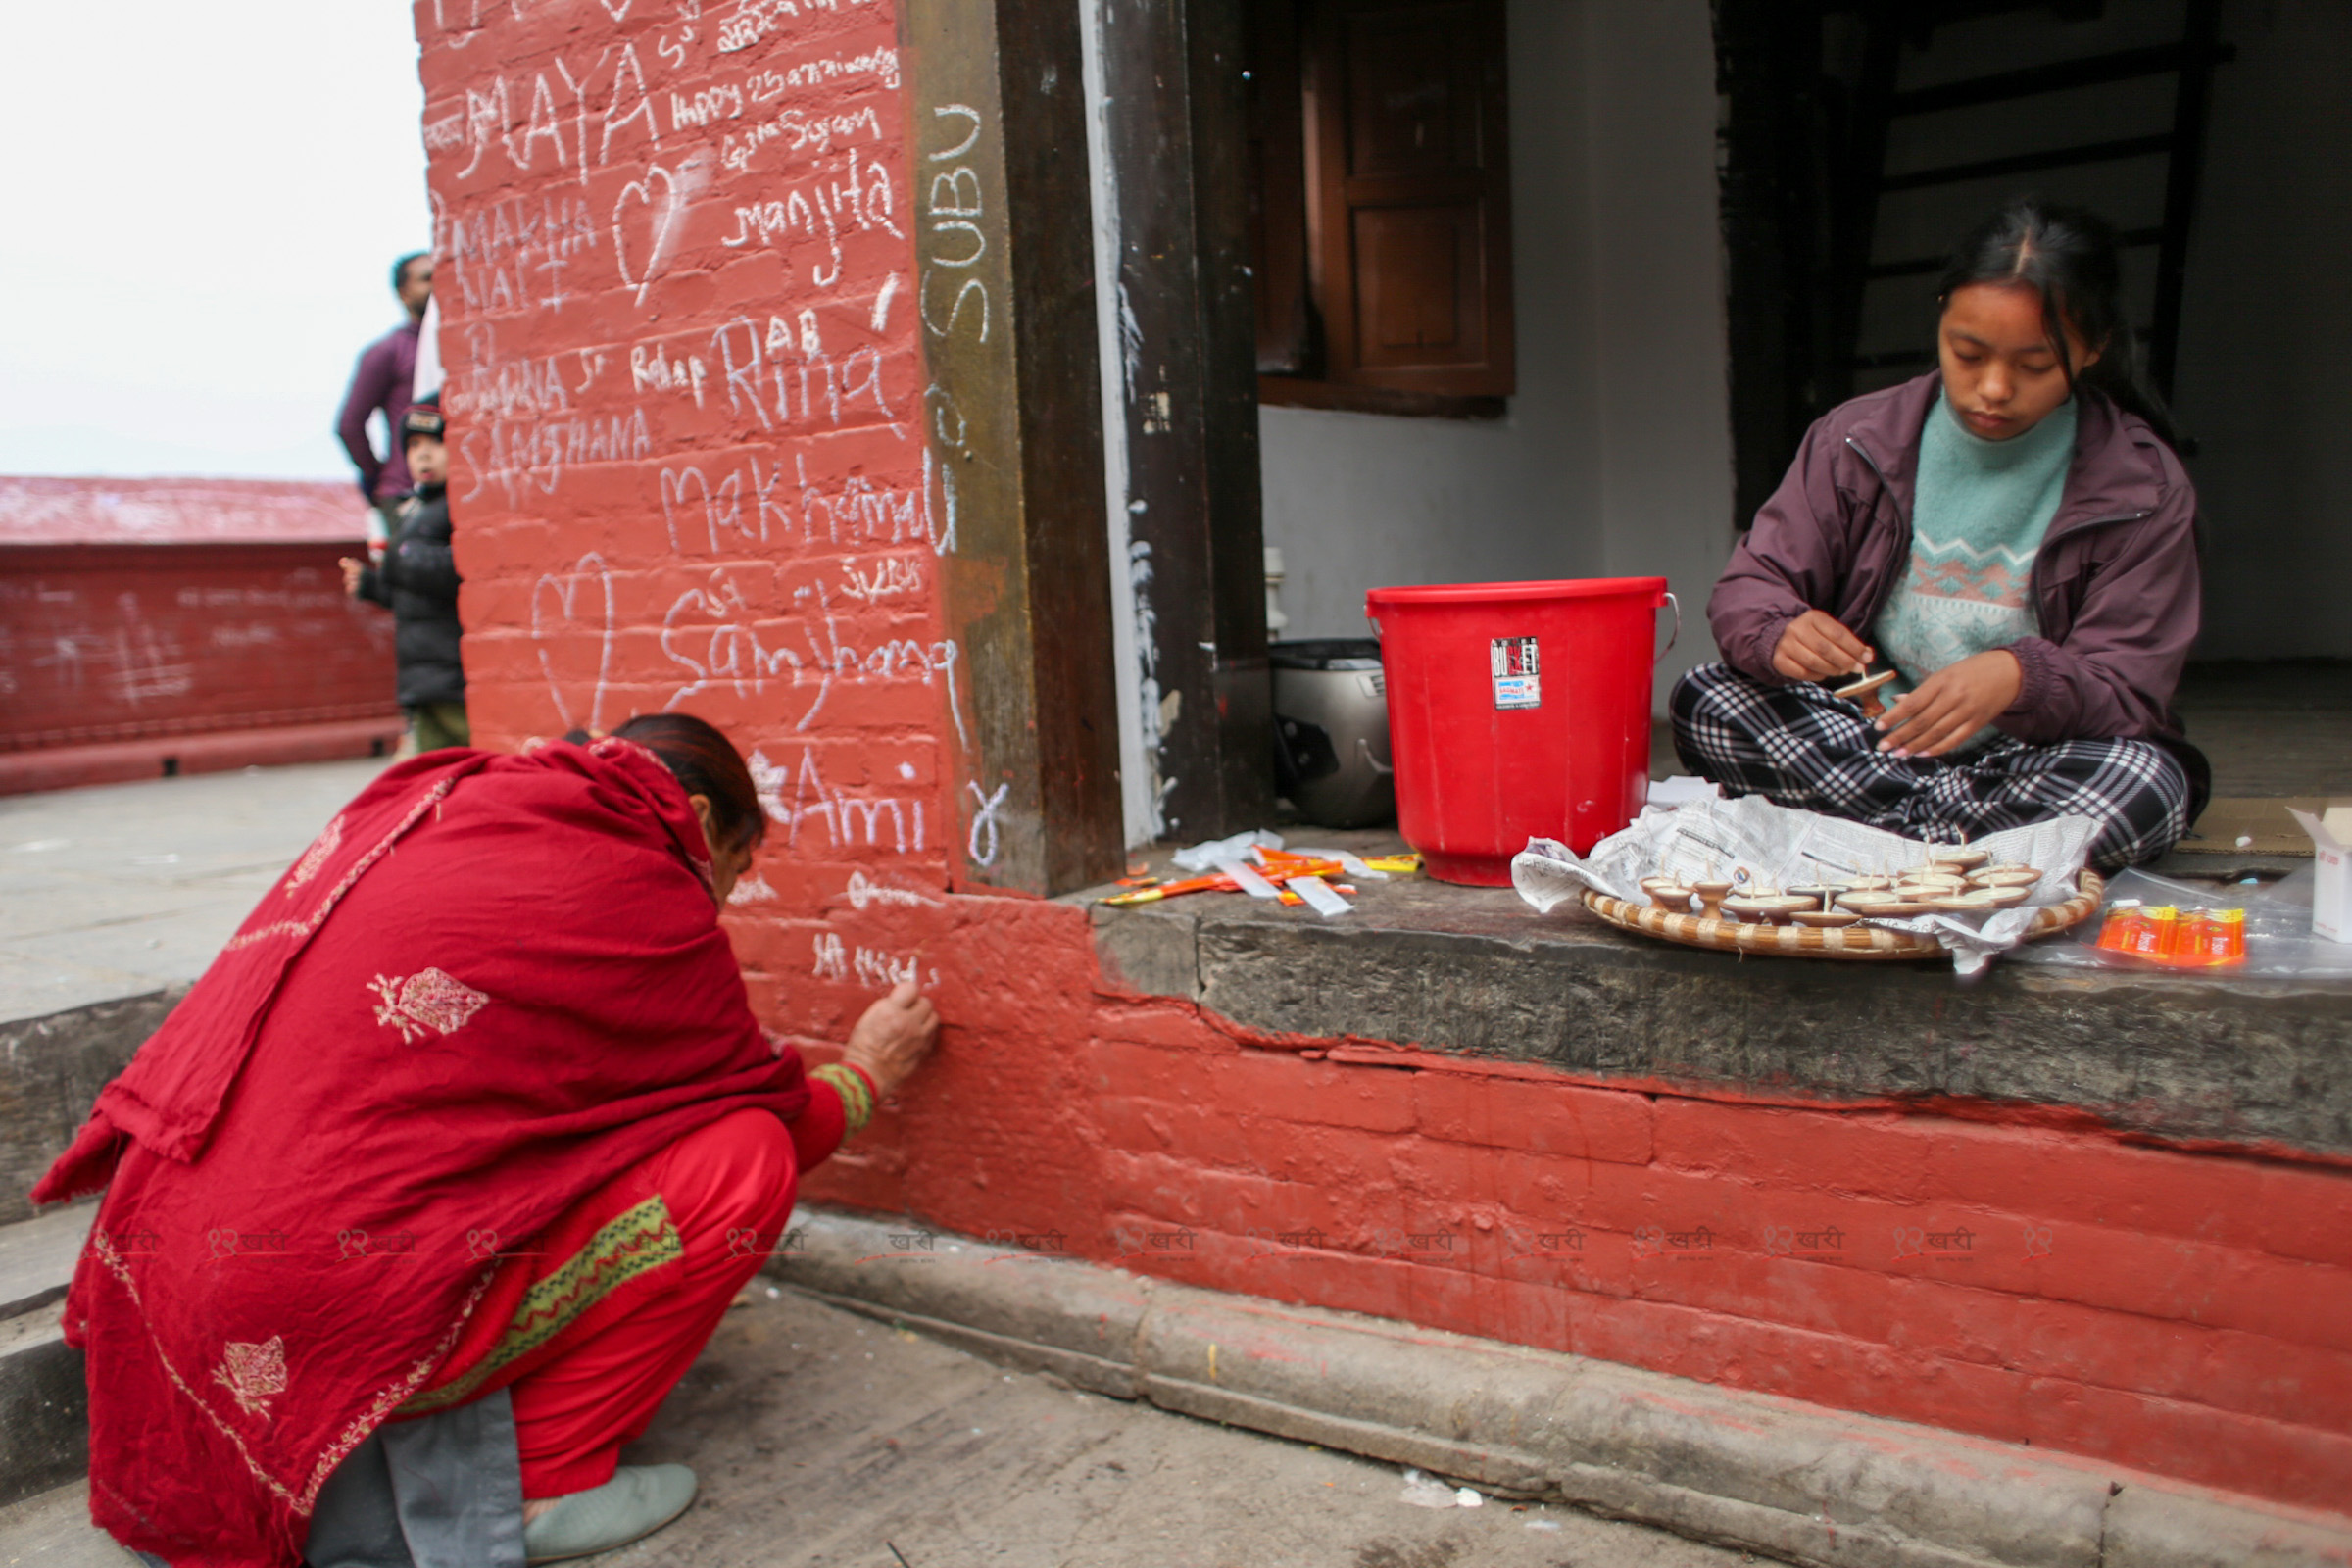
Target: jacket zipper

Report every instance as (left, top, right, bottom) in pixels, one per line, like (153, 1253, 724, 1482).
(1842, 436, 1910, 636)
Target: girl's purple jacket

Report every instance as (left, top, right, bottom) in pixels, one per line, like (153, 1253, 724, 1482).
(1708, 371, 2202, 747)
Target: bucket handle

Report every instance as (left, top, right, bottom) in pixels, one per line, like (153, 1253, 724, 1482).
(1655, 591, 1681, 662)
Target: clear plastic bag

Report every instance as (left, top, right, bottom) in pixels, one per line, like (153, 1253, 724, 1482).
(2006, 863, 2352, 979)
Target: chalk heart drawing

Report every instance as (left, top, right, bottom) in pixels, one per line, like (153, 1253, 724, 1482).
(613, 158, 707, 308)
(531, 553, 616, 733)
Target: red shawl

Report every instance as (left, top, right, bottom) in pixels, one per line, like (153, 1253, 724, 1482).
(32, 738, 809, 1567)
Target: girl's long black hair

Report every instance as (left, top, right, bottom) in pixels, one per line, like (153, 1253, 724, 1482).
(1936, 198, 2180, 448)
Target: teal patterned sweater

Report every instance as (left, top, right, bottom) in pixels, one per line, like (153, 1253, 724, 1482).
(1873, 394, 2077, 745)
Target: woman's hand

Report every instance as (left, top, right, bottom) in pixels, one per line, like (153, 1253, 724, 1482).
(340, 557, 366, 598)
(1874, 650, 2023, 758)
(840, 980, 939, 1100)
(1772, 611, 1875, 682)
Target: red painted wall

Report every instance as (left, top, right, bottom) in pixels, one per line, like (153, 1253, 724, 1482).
(1, 546, 397, 752)
(0, 479, 403, 789)
(416, 1, 2352, 1515)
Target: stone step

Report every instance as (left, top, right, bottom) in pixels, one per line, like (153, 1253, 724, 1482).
(0, 1205, 95, 1322)
(0, 1208, 93, 1509)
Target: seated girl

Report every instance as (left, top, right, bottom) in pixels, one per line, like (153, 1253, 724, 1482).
(1675, 198, 2208, 871)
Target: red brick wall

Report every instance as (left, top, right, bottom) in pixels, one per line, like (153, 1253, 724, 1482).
(415, 1, 2352, 1515)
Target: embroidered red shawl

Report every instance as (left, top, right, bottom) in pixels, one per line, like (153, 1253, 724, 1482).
(32, 738, 809, 1567)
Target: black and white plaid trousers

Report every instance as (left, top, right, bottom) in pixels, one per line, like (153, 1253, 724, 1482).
(1669, 663, 2193, 871)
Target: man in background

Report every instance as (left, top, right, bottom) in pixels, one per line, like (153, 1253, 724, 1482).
(336, 252, 433, 547)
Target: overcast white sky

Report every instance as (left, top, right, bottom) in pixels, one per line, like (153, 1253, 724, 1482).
(0, 4, 429, 480)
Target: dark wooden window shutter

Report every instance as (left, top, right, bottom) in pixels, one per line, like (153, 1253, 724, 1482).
(1301, 0, 1514, 400)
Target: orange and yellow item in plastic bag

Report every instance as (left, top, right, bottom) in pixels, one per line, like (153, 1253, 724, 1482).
(2096, 904, 2176, 959)
(2171, 906, 2247, 967)
(2094, 902, 2246, 968)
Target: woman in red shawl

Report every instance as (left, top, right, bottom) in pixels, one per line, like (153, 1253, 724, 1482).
(32, 714, 938, 1567)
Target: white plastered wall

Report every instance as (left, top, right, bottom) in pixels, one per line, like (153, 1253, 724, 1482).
(1257, 0, 1737, 704)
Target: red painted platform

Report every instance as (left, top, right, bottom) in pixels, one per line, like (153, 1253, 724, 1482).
(1, 479, 404, 795)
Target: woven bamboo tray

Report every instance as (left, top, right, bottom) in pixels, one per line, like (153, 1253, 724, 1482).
(1580, 870, 2104, 961)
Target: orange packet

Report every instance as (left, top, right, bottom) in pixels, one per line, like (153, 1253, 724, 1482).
(2096, 904, 2174, 958)
(2173, 906, 2246, 967)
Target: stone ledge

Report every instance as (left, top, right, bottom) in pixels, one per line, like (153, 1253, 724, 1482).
(769, 1207, 2352, 1568)
(0, 992, 183, 1227)
(1077, 842, 2352, 1157)
(0, 1303, 86, 1509)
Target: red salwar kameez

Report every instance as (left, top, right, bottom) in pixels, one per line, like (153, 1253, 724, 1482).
(33, 738, 877, 1567)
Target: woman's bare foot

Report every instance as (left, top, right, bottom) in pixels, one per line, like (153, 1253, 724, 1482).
(523, 1496, 558, 1524)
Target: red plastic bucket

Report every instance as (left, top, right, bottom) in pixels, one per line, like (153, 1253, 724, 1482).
(1365, 578, 1676, 885)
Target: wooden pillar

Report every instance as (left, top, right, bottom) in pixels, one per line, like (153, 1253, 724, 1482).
(904, 0, 1126, 895)
(1096, 0, 1275, 843)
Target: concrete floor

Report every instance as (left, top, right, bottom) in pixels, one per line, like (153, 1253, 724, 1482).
(0, 1288, 1745, 1568)
(0, 757, 386, 1024)
(2173, 661, 2352, 798)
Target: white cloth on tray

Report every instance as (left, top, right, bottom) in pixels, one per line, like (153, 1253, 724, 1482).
(1509, 795, 2097, 977)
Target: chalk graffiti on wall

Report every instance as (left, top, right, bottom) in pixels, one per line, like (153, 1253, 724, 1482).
(530, 554, 616, 734)
(750, 746, 926, 855)
(709, 310, 899, 433)
(450, 323, 653, 507)
(663, 572, 964, 742)
(918, 105, 989, 344)
(425, 0, 956, 893)
(718, 149, 902, 287)
(655, 451, 946, 557)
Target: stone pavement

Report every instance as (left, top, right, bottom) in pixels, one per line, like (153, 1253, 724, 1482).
(0, 759, 388, 1024)
(0, 1286, 1745, 1568)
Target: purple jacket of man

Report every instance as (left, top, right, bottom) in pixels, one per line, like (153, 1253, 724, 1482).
(335, 318, 421, 501)
(1707, 371, 2201, 748)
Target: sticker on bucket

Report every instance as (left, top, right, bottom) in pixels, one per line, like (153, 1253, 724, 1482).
(1491, 637, 1541, 710)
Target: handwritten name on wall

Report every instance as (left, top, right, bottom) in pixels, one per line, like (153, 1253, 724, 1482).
(417, 0, 999, 1008)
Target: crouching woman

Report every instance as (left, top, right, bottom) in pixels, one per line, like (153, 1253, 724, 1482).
(34, 714, 937, 1567)
(1675, 199, 2208, 870)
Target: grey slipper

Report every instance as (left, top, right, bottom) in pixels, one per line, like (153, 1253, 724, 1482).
(523, 1464, 699, 1564)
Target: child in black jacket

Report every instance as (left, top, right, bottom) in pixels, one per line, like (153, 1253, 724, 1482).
(343, 397, 466, 753)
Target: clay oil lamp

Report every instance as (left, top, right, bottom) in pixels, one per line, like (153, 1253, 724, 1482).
(1933, 848, 1991, 872)
(1717, 892, 1776, 923)
(1836, 889, 1902, 916)
(1790, 907, 1863, 929)
(1977, 884, 2033, 908)
(1689, 877, 1737, 919)
(1785, 882, 1846, 912)
(1925, 889, 2006, 914)
(1726, 891, 1812, 924)
(1646, 883, 1695, 913)
(1971, 864, 2042, 890)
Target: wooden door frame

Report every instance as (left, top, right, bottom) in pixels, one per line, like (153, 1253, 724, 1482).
(899, 0, 1272, 891)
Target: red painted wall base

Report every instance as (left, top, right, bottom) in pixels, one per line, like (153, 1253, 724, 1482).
(0, 717, 402, 797)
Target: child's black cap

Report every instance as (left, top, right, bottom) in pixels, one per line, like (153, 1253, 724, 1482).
(401, 391, 445, 445)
